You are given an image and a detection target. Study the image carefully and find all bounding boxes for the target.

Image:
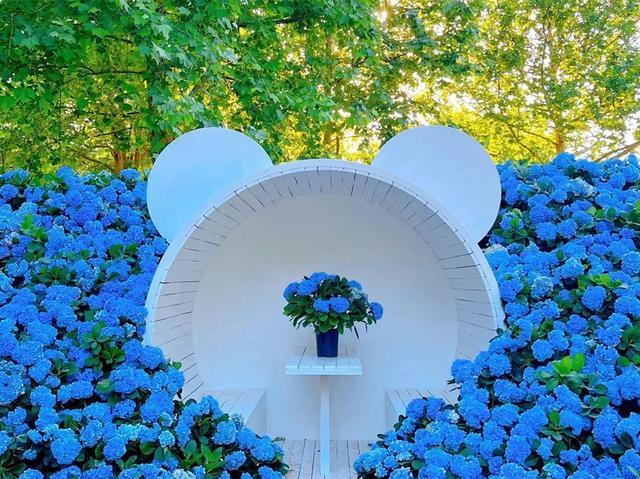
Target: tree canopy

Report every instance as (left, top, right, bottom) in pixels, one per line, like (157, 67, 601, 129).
(0, 0, 638, 173)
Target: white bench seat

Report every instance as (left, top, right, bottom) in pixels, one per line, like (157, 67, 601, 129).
(202, 389, 267, 435)
(385, 387, 458, 429)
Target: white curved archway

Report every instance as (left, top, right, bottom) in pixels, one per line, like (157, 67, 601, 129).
(145, 160, 503, 439)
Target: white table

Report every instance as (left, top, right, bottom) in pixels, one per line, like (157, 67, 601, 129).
(285, 346, 362, 476)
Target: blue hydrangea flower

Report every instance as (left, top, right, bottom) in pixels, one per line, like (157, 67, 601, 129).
(328, 297, 350, 313)
(370, 302, 383, 320)
(313, 298, 330, 313)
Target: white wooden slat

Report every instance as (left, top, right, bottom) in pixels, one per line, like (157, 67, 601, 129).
(445, 265, 486, 280)
(435, 241, 473, 260)
(457, 335, 483, 357)
(455, 290, 492, 305)
(429, 228, 466, 251)
(221, 194, 256, 218)
(351, 173, 369, 198)
(303, 168, 322, 194)
(286, 347, 362, 376)
(282, 439, 296, 475)
(441, 253, 479, 269)
(165, 256, 208, 276)
(160, 340, 193, 364)
(330, 169, 356, 196)
(388, 190, 414, 216)
(298, 170, 315, 195)
(202, 210, 237, 232)
(173, 247, 210, 263)
(407, 205, 436, 228)
(311, 439, 322, 479)
(155, 300, 194, 319)
(347, 440, 360, 479)
(153, 316, 192, 335)
(163, 266, 205, 284)
(329, 439, 349, 479)
(182, 235, 219, 254)
(158, 281, 199, 295)
(299, 439, 316, 479)
(456, 308, 497, 329)
(456, 348, 474, 360)
(169, 257, 207, 271)
(424, 221, 457, 242)
(269, 172, 293, 198)
(288, 439, 305, 479)
(259, 176, 284, 202)
(455, 298, 496, 315)
(153, 325, 192, 346)
(379, 184, 403, 211)
(157, 329, 191, 347)
(361, 176, 381, 201)
(370, 180, 393, 205)
(234, 389, 265, 422)
(197, 215, 231, 238)
(396, 197, 423, 221)
(182, 362, 200, 385)
(398, 389, 416, 409)
(458, 323, 495, 351)
(235, 188, 264, 212)
(245, 183, 273, 207)
(414, 212, 445, 237)
(153, 312, 192, 332)
(183, 380, 205, 399)
(386, 389, 405, 418)
(156, 290, 198, 308)
(284, 171, 307, 196)
(317, 169, 332, 194)
(215, 202, 247, 224)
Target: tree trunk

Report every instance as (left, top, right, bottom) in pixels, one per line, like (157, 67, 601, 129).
(113, 151, 125, 174)
(554, 130, 565, 153)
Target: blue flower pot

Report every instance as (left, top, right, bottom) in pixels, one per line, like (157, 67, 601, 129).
(316, 329, 339, 357)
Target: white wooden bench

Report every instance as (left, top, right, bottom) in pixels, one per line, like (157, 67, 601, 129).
(385, 387, 458, 429)
(200, 389, 267, 435)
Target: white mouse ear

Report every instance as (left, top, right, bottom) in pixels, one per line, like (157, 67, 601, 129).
(372, 125, 501, 243)
(147, 127, 272, 241)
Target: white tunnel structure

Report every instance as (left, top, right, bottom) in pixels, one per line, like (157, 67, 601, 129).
(145, 159, 504, 440)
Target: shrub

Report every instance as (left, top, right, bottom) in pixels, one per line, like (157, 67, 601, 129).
(0, 168, 287, 478)
(356, 153, 640, 478)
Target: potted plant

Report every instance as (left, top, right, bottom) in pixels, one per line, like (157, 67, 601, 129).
(283, 272, 383, 357)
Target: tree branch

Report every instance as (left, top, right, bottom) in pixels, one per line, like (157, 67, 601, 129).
(596, 139, 640, 161)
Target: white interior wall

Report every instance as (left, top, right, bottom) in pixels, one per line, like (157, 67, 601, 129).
(192, 194, 457, 440)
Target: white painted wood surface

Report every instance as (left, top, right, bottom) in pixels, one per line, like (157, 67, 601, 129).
(385, 387, 459, 430)
(286, 347, 363, 475)
(278, 438, 369, 479)
(201, 389, 267, 435)
(285, 347, 363, 376)
(144, 159, 504, 440)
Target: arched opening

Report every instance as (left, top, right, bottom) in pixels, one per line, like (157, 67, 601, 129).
(145, 161, 503, 441)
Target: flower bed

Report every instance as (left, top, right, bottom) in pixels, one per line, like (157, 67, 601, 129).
(0, 168, 286, 479)
(355, 154, 640, 478)
(2, 152, 640, 479)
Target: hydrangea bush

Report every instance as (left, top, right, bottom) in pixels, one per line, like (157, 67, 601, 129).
(355, 153, 640, 479)
(0, 169, 286, 479)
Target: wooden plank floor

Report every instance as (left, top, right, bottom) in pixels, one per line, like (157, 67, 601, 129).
(278, 438, 371, 478)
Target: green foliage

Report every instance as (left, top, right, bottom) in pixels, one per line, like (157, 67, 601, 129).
(425, 0, 640, 162)
(0, 0, 479, 172)
(283, 275, 379, 335)
(1, 1, 637, 171)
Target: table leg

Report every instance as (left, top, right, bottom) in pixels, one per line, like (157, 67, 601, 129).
(320, 376, 330, 476)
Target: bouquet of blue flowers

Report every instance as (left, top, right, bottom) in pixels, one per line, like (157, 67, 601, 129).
(283, 273, 383, 337)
